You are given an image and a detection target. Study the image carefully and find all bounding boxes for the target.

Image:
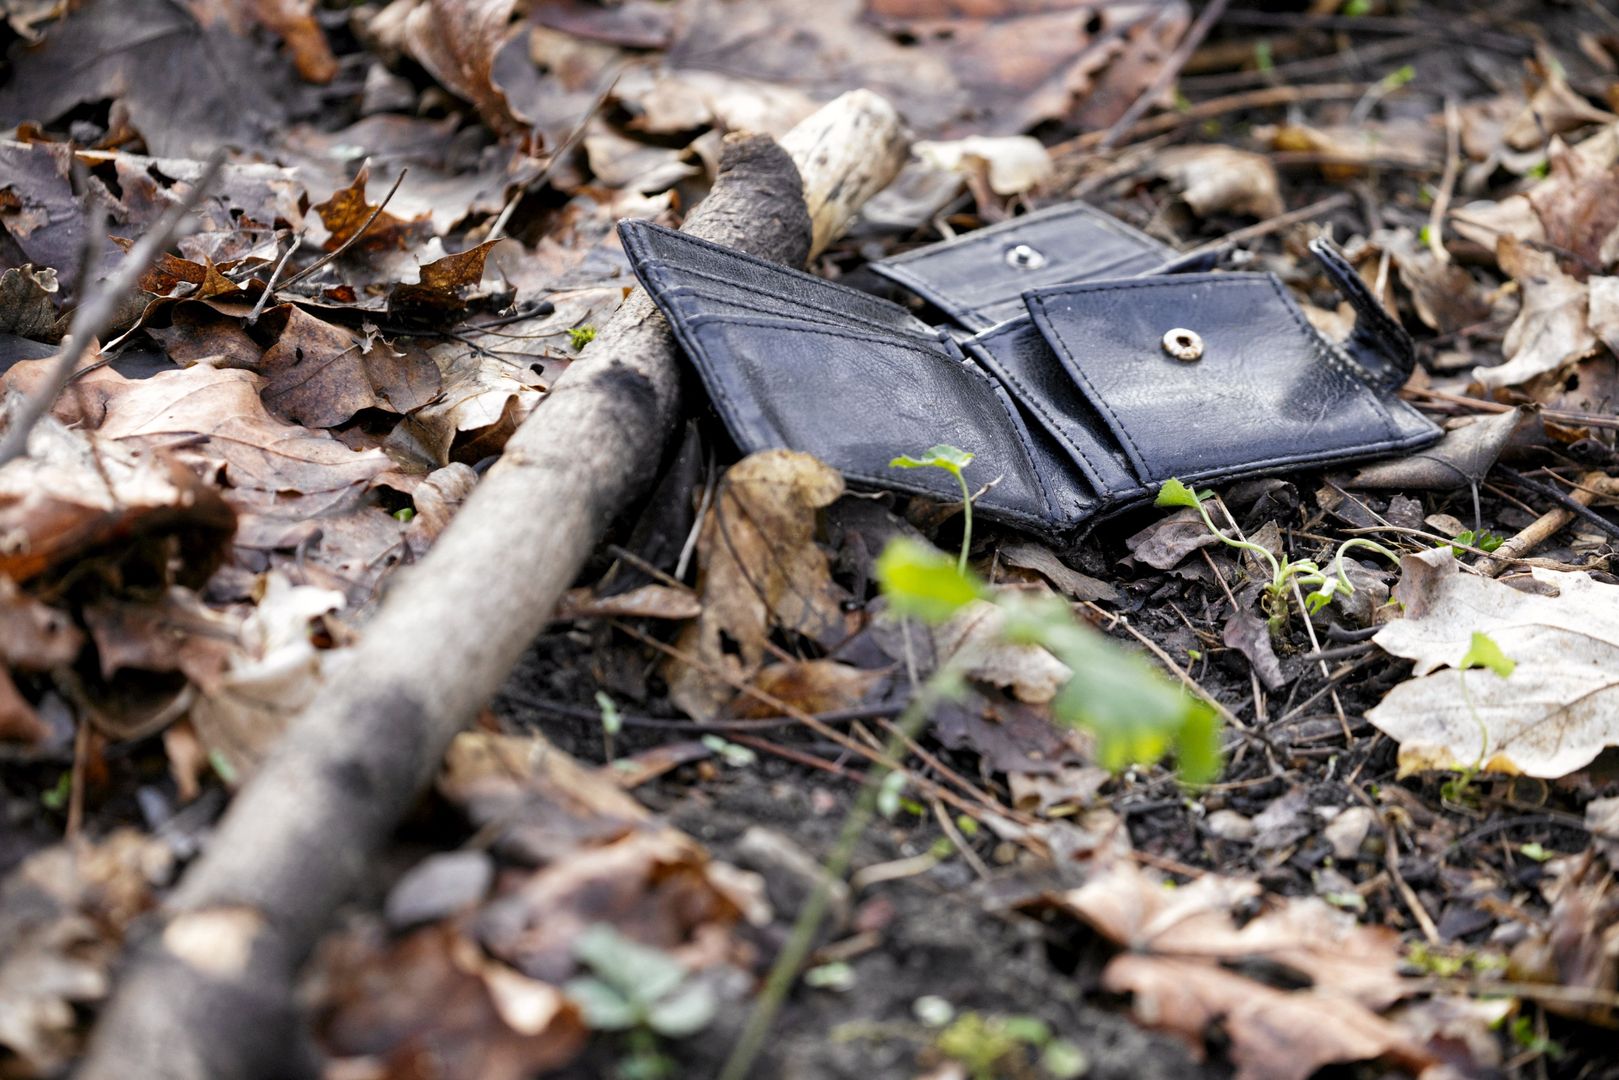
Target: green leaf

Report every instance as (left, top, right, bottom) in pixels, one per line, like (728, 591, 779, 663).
(574, 924, 686, 1002)
(564, 976, 642, 1030)
(877, 770, 906, 819)
(1459, 631, 1516, 678)
(889, 444, 974, 478)
(567, 325, 597, 351)
(1153, 477, 1209, 510)
(595, 691, 622, 737)
(646, 981, 717, 1037)
(875, 538, 985, 622)
(1043, 1040, 1090, 1080)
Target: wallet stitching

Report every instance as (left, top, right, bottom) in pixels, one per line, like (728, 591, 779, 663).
(967, 328, 1124, 500)
(676, 312, 1061, 527)
(1027, 275, 1407, 481)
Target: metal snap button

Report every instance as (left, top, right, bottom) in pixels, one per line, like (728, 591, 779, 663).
(1005, 243, 1046, 270)
(1162, 328, 1203, 361)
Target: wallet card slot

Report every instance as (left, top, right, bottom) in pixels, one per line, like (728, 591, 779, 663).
(636, 259, 929, 338)
(620, 220, 931, 337)
(966, 317, 1145, 505)
(871, 202, 1174, 330)
(1025, 274, 1437, 488)
(671, 312, 1060, 531)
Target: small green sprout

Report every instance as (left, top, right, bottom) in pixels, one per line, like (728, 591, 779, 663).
(877, 770, 907, 819)
(566, 924, 716, 1080)
(1507, 1015, 1564, 1061)
(1155, 478, 1400, 634)
(803, 962, 856, 991)
(1341, 0, 1371, 14)
(700, 734, 756, 767)
(1518, 841, 1554, 863)
(890, 444, 977, 574)
(392, 506, 416, 523)
(933, 1012, 1086, 1080)
(1447, 529, 1504, 555)
(1528, 158, 1551, 180)
(568, 324, 598, 351)
(40, 772, 70, 811)
(596, 691, 622, 760)
(877, 535, 1220, 782)
(1445, 631, 1516, 803)
(1253, 39, 1273, 73)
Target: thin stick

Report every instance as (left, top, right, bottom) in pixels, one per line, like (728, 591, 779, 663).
(1053, 82, 1371, 156)
(0, 153, 224, 468)
(275, 169, 407, 292)
(246, 233, 303, 325)
(1495, 466, 1619, 543)
(1478, 471, 1606, 578)
(1427, 98, 1461, 263)
(1402, 387, 1619, 432)
(1097, 0, 1232, 151)
(1181, 191, 1354, 259)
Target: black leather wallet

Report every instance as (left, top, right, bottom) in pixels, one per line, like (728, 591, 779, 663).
(618, 202, 1439, 539)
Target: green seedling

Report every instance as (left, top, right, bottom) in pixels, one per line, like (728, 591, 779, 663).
(1442, 631, 1516, 806)
(879, 537, 1221, 781)
(567, 924, 717, 1080)
(934, 1011, 1087, 1080)
(40, 772, 70, 811)
(596, 690, 622, 761)
(700, 734, 757, 767)
(392, 506, 415, 523)
(568, 324, 598, 351)
(1155, 477, 1400, 635)
(1518, 841, 1554, 863)
(1506, 1015, 1564, 1061)
(1446, 529, 1504, 555)
(890, 444, 976, 574)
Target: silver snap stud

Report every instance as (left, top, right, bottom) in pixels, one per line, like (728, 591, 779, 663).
(1162, 328, 1203, 361)
(1005, 243, 1046, 270)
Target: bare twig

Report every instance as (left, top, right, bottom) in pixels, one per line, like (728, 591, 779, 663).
(1427, 98, 1462, 263)
(0, 153, 224, 468)
(246, 233, 303, 325)
(1097, 0, 1232, 151)
(1053, 82, 1372, 157)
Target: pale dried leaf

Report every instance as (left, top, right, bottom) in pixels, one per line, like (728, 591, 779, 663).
(1475, 236, 1599, 388)
(1153, 145, 1284, 219)
(1368, 549, 1619, 777)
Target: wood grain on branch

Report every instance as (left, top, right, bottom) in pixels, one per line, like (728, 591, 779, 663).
(77, 90, 905, 1080)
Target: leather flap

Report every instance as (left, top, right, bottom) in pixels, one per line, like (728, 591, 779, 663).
(870, 202, 1173, 330)
(1024, 273, 1440, 487)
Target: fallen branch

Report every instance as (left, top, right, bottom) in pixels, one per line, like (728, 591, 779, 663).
(78, 90, 906, 1080)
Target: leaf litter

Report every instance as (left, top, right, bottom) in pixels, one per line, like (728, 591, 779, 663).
(5, 1, 1619, 1078)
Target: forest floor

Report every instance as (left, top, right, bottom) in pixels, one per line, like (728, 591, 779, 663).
(5, 1, 1619, 1078)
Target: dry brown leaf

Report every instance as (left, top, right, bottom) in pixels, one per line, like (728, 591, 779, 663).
(556, 584, 703, 622)
(1349, 406, 1533, 491)
(1527, 135, 1619, 272)
(1477, 235, 1600, 388)
(0, 831, 171, 1073)
(311, 163, 432, 253)
(386, 335, 546, 467)
(186, 573, 346, 781)
(315, 922, 587, 1080)
(388, 238, 503, 317)
(1376, 228, 1492, 335)
(935, 597, 1071, 705)
(472, 830, 747, 984)
(1504, 68, 1617, 151)
(401, 0, 527, 135)
(0, 265, 59, 341)
(1125, 506, 1221, 570)
(259, 306, 440, 428)
(147, 302, 264, 370)
(1152, 144, 1284, 219)
(736, 660, 886, 718)
(668, 450, 847, 720)
(999, 542, 1119, 603)
(1048, 860, 1431, 1080)
(0, 414, 235, 585)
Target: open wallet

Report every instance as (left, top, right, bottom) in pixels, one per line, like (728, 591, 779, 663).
(617, 201, 1441, 540)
